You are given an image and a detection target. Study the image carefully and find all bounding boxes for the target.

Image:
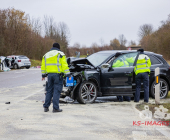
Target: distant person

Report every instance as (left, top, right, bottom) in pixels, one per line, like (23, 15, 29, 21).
(0, 58, 2, 70)
(41, 43, 70, 113)
(134, 48, 151, 103)
(5, 58, 9, 67)
(11, 57, 15, 66)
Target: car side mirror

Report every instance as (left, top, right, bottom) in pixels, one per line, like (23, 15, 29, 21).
(101, 63, 110, 69)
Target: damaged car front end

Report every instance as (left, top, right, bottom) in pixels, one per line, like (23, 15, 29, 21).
(62, 50, 170, 104)
(63, 52, 114, 104)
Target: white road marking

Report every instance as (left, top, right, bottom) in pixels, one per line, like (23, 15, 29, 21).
(1, 88, 44, 111)
(15, 72, 24, 73)
(132, 131, 147, 140)
(12, 75, 25, 78)
(156, 128, 170, 139)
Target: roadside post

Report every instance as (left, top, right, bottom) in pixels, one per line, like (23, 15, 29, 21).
(155, 67, 160, 104)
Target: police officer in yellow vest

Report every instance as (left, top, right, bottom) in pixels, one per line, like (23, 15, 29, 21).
(134, 49, 151, 103)
(41, 43, 70, 112)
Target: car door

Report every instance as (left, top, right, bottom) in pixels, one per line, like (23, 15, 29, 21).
(100, 52, 138, 96)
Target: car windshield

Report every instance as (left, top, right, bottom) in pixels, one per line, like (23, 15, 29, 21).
(19, 56, 28, 59)
(87, 53, 113, 67)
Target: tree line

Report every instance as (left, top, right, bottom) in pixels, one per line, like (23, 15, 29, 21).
(1, 8, 169, 60)
(139, 15, 170, 60)
(0, 8, 128, 59)
(0, 8, 71, 59)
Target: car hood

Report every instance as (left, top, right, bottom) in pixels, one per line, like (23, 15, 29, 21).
(69, 57, 95, 72)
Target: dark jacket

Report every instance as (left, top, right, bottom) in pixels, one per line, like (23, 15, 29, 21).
(50, 47, 61, 51)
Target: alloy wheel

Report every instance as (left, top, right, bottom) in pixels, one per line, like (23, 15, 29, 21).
(152, 79, 168, 99)
(80, 82, 97, 103)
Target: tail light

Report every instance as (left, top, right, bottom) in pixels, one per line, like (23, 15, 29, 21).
(18, 60, 21, 62)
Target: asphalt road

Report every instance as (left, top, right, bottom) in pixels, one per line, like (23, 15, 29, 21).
(0, 68, 170, 140)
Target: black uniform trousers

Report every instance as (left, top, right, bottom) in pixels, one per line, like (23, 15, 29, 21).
(135, 72, 149, 102)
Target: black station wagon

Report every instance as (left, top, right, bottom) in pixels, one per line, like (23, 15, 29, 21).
(63, 50, 170, 104)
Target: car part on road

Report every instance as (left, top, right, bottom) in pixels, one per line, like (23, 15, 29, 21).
(5, 102, 10, 104)
(150, 78, 169, 99)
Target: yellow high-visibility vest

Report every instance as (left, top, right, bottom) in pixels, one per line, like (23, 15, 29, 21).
(41, 50, 70, 75)
(134, 54, 151, 75)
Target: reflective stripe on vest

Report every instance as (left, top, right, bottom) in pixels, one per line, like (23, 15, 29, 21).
(41, 70, 46, 73)
(64, 69, 70, 74)
(57, 54, 60, 72)
(46, 64, 61, 66)
(44, 56, 47, 74)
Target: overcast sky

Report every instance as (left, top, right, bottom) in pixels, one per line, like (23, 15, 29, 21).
(0, 0, 170, 47)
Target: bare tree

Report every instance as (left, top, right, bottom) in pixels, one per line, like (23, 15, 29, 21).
(138, 24, 153, 40)
(57, 22, 70, 55)
(119, 34, 127, 46)
(43, 15, 56, 38)
(73, 42, 81, 48)
(129, 40, 136, 46)
(110, 38, 120, 49)
(99, 38, 105, 47)
(31, 17, 42, 35)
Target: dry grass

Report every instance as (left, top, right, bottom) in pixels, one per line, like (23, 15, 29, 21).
(136, 103, 170, 123)
(167, 60, 170, 65)
(167, 91, 170, 98)
(30, 59, 41, 67)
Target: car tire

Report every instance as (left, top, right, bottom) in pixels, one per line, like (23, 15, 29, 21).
(26, 66, 30, 69)
(14, 64, 19, 69)
(77, 81, 97, 104)
(150, 78, 169, 99)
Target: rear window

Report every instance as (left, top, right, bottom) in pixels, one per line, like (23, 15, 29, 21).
(148, 55, 161, 65)
(19, 56, 28, 59)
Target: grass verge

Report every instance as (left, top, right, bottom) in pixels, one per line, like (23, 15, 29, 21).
(167, 91, 170, 98)
(30, 59, 41, 67)
(136, 102, 170, 125)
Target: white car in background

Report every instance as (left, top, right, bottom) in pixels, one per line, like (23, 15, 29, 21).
(7, 55, 31, 69)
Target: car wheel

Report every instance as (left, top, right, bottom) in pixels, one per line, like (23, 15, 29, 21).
(26, 66, 30, 69)
(14, 64, 19, 69)
(150, 78, 169, 99)
(77, 81, 97, 104)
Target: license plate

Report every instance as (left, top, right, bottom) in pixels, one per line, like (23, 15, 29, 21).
(66, 77, 74, 86)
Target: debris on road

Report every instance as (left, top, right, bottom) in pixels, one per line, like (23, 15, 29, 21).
(5, 102, 10, 104)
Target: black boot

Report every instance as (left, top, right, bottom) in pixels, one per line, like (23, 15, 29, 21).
(44, 108, 49, 112)
(52, 109, 62, 113)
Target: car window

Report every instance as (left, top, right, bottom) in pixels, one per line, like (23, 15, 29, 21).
(148, 55, 161, 65)
(112, 52, 138, 68)
(19, 56, 28, 59)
